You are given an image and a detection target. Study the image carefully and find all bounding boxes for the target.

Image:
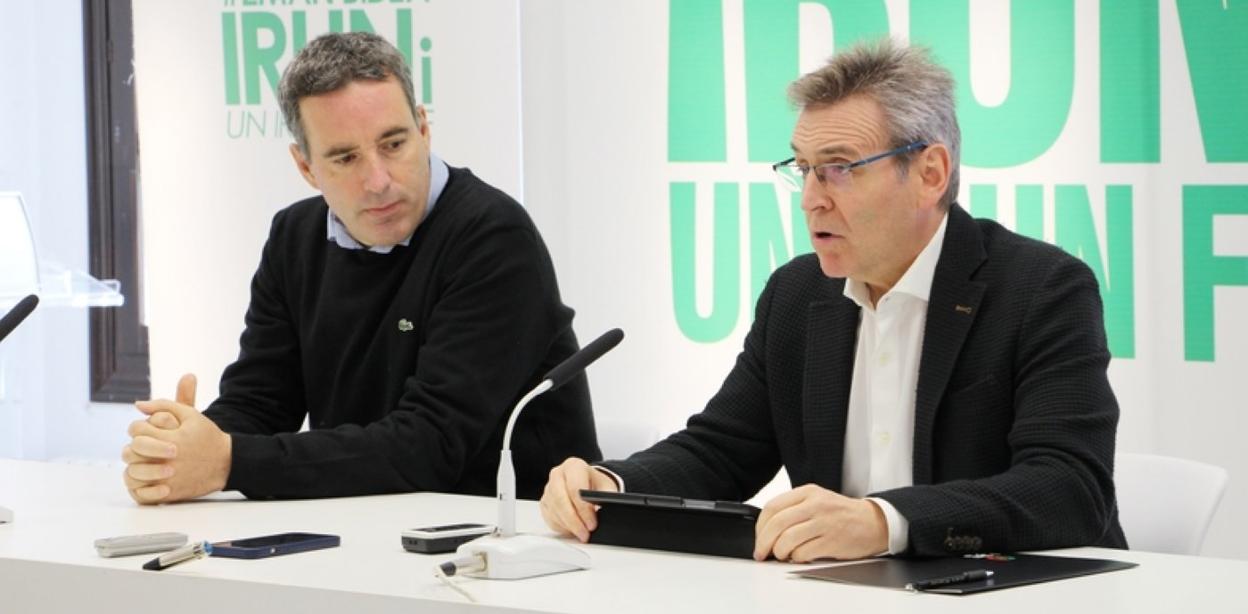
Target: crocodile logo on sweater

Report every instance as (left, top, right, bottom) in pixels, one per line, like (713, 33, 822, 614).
(398, 319, 414, 332)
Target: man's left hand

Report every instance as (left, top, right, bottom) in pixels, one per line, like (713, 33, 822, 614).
(753, 484, 888, 562)
(121, 374, 232, 504)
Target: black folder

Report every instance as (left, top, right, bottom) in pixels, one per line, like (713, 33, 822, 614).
(581, 490, 759, 559)
(794, 553, 1138, 594)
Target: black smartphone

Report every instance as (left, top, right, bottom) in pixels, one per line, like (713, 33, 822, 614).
(211, 532, 340, 559)
(401, 523, 493, 554)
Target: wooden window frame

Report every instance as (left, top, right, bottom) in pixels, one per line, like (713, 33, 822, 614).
(84, 0, 150, 402)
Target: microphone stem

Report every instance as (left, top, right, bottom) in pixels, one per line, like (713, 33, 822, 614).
(502, 379, 552, 451)
(497, 378, 553, 537)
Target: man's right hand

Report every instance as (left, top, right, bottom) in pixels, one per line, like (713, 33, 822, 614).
(539, 457, 619, 542)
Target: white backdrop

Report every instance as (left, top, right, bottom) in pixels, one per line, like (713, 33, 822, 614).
(131, 1, 1248, 558)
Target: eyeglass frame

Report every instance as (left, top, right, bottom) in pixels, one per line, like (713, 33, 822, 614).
(771, 141, 929, 191)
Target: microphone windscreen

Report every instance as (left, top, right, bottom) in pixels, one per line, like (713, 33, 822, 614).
(542, 328, 624, 391)
(0, 294, 39, 343)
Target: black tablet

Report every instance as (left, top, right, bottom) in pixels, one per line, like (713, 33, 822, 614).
(580, 489, 760, 559)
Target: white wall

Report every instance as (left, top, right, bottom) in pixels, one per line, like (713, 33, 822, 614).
(0, 0, 136, 465)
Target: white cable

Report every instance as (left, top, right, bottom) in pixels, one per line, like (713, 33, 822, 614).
(433, 558, 481, 604)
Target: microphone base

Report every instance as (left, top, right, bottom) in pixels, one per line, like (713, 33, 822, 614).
(456, 535, 591, 580)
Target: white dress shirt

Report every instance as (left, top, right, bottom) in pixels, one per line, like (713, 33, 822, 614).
(599, 213, 949, 557)
(842, 212, 948, 555)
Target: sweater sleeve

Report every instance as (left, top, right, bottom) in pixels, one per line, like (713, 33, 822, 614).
(219, 215, 570, 499)
(203, 211, 307, 437)
(873, 256, 1122, 555)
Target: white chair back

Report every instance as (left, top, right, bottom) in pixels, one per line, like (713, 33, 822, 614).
(1115, 452, 1228, 555)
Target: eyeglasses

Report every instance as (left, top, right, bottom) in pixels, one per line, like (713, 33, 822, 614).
(772, 141, 928, 192)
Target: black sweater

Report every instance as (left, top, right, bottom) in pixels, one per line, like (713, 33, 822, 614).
(203, 167, 600, 499)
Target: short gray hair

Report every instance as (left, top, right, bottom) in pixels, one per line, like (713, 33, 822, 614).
(788, 38, 960, 209)
(279, 32, 420, 157)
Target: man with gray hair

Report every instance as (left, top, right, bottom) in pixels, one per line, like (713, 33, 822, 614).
(541, 38, 1125, 559)
(121, 32, 599, 502)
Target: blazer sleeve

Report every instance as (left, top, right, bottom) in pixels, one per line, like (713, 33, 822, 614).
(600, 276, 784, 501)
(874, 256, 1122, 555)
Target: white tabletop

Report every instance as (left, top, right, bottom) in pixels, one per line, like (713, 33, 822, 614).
(1, 458, 1245, 613)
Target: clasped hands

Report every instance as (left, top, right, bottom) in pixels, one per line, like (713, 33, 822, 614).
(122, 374, 232, 504)
(540, 457, 888, 562)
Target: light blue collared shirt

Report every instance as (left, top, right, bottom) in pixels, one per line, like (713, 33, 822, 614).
(325, 151, 449, 254)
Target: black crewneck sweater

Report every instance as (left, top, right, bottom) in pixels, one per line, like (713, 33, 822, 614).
(203, 166, 600, 499)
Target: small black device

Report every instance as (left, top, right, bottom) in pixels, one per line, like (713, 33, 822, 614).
(401, 523, 492, 554)
(580, 489, 761, 559)
(210, 532, 340, 559)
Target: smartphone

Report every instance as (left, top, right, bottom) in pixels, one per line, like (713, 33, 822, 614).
(94, 532, 188, 558)
(401, 523, 493, 554)
(210, 532, 340, 559)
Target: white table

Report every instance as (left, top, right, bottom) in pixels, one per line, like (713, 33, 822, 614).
(1, 459, 1245, 613)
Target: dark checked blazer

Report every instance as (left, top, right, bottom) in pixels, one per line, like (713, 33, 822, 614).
(602, 204, 1127, 556)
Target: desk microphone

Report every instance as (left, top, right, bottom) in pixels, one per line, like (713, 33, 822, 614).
(497, 327, 624, 537)
(443, 328, 624, 582)
(0, 294, 39, 343)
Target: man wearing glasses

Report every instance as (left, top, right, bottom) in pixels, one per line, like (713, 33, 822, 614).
(540, 39, 1125, 560)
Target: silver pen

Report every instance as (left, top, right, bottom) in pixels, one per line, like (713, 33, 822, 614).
(142, 540, 212, 571)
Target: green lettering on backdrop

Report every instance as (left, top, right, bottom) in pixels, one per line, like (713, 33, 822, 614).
(1183, 186, 1248, 361)
(742, 0, 888, 162)
(241, 12, 285, 105)
(226, 9, 415, 106)
(748, 185, 811, 309)
(292, 11, 307, 54)
(396, 9, 413, 68)
(669, 0, 726, 162)
(1055, 185, 1135, 358)
(420, 36, 432, 104)
(223, 13, 240, 104)
(912, 0, 1074, 167)
(329, 10, 377, 35)
(1100, 0, 1159, 162)
(671, 183, 741, 343)
(1176, 1, 1248, 162)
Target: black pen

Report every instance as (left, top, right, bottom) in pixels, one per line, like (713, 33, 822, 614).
(905, 569, 994, 591)
(142, 540, 212, 571)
